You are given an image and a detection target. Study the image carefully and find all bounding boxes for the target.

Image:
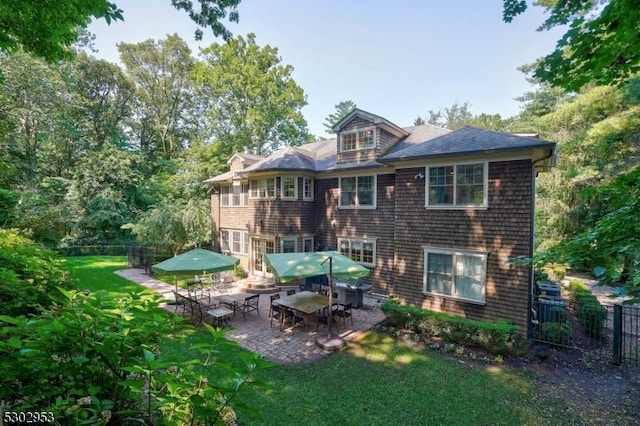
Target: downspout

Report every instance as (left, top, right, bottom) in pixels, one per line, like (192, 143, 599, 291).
(527, 148, 555, 336)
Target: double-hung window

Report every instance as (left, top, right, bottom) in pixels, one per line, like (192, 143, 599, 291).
(423, 247, 487, 303)
(303, 177, 314, 201)
(340, 127, 375, 152)
(281, 176, 297, 200)
(339, 175, 376, 208)
(427, 162, 487, 207)
(338, 238, 376, 266)
(281, 237, 297, 253)
(221, 229, 249, 255)
(249, 178, 276, 199)
(220, 185, 248, 207)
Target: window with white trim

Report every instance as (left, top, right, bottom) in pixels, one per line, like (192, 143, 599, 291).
(423, 247, 487, 303)
(281, 176, 297, 200)
(427, 162, 487, 207)
(339, 175, 376, 208)
(303, 177, 314, 201)
(340, 127, 375, 152)
(281, 237, 297, 253)
(220, 185, 248, 207)
(338, 238, 375, 266)
(220, 229, 249, 255)
(302, 237, 314, 252)
(249, 178, 276, 199)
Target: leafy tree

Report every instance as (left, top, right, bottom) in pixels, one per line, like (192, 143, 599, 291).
(119, 34, 200, 159)
(323, 100, 356, 134)
(194, 33, 309, 156)
(61, 53, 135, 150)
(0, 0, 240, 62)
(418, 101, 474, 130)
(503, 0, 640, 91)
(413, 116, 426, 126)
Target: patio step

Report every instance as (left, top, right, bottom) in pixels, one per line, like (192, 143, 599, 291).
(238, 276, 278, 294)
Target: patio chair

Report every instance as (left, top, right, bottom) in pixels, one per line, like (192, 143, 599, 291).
(286, 289, 296, 296)
(269, 293, 289, 327)
(335, 302, 354, 329)
(240, 294, 260, 320)
(281, 307, 305, 335)
(315, 303, 339, 333)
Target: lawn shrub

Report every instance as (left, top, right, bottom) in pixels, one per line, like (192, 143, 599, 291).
(568, 279, 607, 338)
(380, 299, 526, 356)
(533, 322, 572, 345)
(0, 288, 268, 424)
(0, 229, 72, 316)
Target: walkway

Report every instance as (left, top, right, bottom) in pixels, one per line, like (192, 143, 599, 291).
(115, 269, 387, 364)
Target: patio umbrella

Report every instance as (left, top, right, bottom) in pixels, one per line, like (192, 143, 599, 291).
(264, 251, 370, 283)
(152, 248, 239, 292)
(265, 251, 370, 343)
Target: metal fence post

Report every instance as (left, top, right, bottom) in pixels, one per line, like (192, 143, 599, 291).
(612, 304, 622, 365)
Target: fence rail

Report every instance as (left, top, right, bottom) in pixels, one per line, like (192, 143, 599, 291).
(531, 295, 639, 365)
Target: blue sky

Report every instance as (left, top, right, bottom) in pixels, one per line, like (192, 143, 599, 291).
(88, 1, 565, 137)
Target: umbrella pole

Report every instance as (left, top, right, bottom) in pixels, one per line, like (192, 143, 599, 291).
(174, 275, 177, 293)
(316, 255, 346, 351)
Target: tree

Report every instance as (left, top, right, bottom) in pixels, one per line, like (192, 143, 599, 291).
(418, 101, 474, 130)
(194, 33, 309, 157)
(323, 100, 356, 134)
(0, 0, 240, 62)
(119, 34, 199, 159)
(503, 0, 640, 91)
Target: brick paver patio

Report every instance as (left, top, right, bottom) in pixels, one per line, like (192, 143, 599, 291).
(115, 269, 387, 364)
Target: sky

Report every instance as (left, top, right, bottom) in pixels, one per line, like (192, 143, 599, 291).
(88, 1, 566, 138)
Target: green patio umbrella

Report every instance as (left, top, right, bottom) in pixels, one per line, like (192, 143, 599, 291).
(264, 251, 370, 284)
(152, 248, 239, 292)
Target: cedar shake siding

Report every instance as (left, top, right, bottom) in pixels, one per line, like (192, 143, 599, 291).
(315, 173, 396, 295)
(206, 108, 556, 333)
(391, 160, 533, 330)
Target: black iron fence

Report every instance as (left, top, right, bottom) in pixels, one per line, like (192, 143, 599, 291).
(127, 245, 173, 275)
(532, 295, 640, 365)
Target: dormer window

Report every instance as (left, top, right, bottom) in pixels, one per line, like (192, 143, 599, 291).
(340, 127, 376, 152)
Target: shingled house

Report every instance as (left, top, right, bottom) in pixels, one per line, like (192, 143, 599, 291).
(205, 109, 556, 331)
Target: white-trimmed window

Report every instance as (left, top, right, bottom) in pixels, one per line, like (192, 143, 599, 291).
(250, 178, 276, 199)
(220, 186, 230, 207)
(281, 176, 298, 200)
(423, 247, 487, 304)
(303, 177, 314, 201)
(339, 175, 376, 208)
(281, 237, 297, 253)
(220, 185, 248, 207)
(338, 238, 376, 266)
(220, 229, 249, 255)
(340, 127, 375, 152)
(302, 237, 314, 252)
(427, 162, 487, 207)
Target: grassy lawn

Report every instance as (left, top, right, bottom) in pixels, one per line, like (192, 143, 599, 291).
(62, 256, 551, 425)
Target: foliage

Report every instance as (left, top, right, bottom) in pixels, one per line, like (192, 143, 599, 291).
(380, 298, 525, 356)
(568, 279, 607, 338)
(0, 0, 123, 62)
(415, 101, 510, 131)
(194, 33, 310, 157)
(0, 229, 72, 317)
(0, 286, 268, 424)
(233, 262, 248, 279)
(322, 100, 356, 134)
(503, 0, 640, 91)
(0, 1, 240, 62)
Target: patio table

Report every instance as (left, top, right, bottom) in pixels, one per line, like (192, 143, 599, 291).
(207, 306, 234, 327)
(215, 292, 253, 316)
(274, 291, 330, 331)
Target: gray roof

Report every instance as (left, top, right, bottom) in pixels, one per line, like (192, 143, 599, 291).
(380, 126, 555, 162)
(204, 117, 555, 183)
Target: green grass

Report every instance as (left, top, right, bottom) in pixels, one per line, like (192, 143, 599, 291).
(61, 256, 558, 425)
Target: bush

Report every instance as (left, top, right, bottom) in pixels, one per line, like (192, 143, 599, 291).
(0, 229, 72, 316)
(0, 289, 269, 424)
(568, 279, 607, 338)
(380, 299, 526, 357)
(533, 322, 572, 346)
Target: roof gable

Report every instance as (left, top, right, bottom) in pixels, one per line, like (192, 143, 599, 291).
(332, 108, 409, 138)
